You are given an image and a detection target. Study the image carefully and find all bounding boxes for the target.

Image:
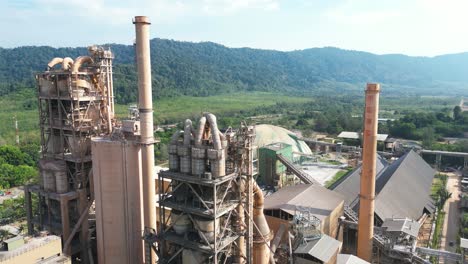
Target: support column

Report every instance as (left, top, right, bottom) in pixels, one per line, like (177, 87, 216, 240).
(60, 198, 70, 255)
(464, 156, 468, 173)
(436, 154, 442, 171)
(357, 83, 380, 262)
(78, 189, 89, 264)
(25, 186, 34, 235)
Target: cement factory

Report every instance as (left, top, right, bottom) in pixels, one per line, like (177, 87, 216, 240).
(1, 15, 468, 264)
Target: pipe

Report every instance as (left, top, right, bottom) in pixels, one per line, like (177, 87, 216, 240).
(194, 116, 206, 146)
(357, 83, 380, 262)
(47, 57, 63, 70)
(251, 179, 272, 264)
(72, 56, 94, 73)
(62, 57, 74, 71)
(184, 119, 193, 146)
(171, 130, 184, 144)
(134, 16, 156, 262)
(204, 113, 222, 150)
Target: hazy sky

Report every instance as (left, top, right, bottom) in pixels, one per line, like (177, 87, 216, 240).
(2, 0, 468, 56)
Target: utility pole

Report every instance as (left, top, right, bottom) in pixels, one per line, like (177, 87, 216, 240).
(14, 116, 19, 145)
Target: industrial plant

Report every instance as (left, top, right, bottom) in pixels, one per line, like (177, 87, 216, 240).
(1, 15, 466, 264)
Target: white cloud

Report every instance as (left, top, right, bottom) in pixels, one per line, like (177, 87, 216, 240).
(324, 0, 402, 25)
(202, 0, 279, 15)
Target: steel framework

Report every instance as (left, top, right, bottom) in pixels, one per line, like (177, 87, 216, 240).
(25, 46, 114, 263)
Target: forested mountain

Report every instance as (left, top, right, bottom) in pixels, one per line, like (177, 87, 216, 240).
(1, 38, 468, 103)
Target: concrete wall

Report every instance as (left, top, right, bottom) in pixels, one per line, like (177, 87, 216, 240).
(92, 138, 144, 264)
(0, 237, 69, 264)
(258, 143, 293, 185)
(327, 201, 344, 242)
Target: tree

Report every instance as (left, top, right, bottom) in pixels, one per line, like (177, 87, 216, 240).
(454, 106, 462, 120)
(422, 127, 435, 148)
(0, 145, 34, 166)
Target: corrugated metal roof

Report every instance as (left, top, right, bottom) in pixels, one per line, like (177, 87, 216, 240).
(332, 150, 435, 221)
(337, 254, 370, 264)
(330, 155, 388, 206)
(375, 150, 435, 220)
(381, 218, 421, 237)
(460, 238, 468, 249)
(294, 234, 342, 262)
(264, 184, 344, 220)
(337, 131, 388, 141)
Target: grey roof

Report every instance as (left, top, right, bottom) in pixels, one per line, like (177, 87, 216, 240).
(460, 238, 468, 249)
(264, 184, 344, 220)
(332, 150, 435, 221)
(294, 234, 342, 262)
(381, 218, 421, 237)
(337, 131, 388, 141)
(330, 155, 388, 206)
(337, 254, 370, 264)
(375, 150, 435, 220)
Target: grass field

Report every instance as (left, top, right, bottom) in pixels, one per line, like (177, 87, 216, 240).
(0, 88, 462, 146)
(115, 92, 313, 123)
(0, 91, 312, 145)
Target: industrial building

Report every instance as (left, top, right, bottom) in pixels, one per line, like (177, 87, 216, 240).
(24, 44, 115, 262)
(263, 184, 344, 241)
(332, 150, 436, 223)
(20, 14, 466, 264)
(0, 235, 70, 264)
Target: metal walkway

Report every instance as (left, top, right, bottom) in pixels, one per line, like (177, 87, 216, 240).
(276, 154, 321, 185)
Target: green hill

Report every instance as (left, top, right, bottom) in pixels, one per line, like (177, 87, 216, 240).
(0, 39, 467, 103)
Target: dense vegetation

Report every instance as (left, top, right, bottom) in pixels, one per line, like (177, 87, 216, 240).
(0, 145, 38, 189)
(1, 39, 468, 104)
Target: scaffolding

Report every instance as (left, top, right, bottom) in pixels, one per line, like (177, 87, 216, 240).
(25, 46, 114, 263)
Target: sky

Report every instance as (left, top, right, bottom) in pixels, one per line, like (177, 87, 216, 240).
(2, 0, 468, 56)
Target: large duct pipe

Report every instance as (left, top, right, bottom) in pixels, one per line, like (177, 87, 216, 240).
(204, 113, 222, 150)
(357, 83, 380, 262)
(62, 57, 74, 71)
(252, 179, 272, 264)
(72, 56, 94, 73)
(194, 116, 206, 146)
(134, 15, 156, 262)
(47, 57, 63, 70)
(184, 119, 193, 146)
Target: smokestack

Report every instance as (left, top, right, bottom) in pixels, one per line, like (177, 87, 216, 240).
(357, 83, 380, 262)
(133, 16, 156, 262)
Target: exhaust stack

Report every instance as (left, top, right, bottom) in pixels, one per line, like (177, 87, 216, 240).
(357, 83, 380, 262)
(134, 16, 156, 262)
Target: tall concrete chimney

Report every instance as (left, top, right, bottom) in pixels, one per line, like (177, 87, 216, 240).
(357, 83, 380, 262)
(134, 16, 156, 262)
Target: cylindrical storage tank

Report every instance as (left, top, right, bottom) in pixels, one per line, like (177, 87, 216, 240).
(207, 149, 225, 178)
(169, 154, 180, 172)
(193, 217, 220, 243)
(43, 170, 56, 192)
(57, 78, 69, 95)
(178, 146, 191, 174)
(182, 250, 207, 264)
(191, 147, 206, 176)
(38, 78, 54, 96)
(91, 138, 144, 264)
(171, 211, 192, 235)
(47, 134, 62, 154)
(67, 136, 91, 157)
(169, 144, 179, 172)
(55, 170, 68, 193)
(192, 159, 205, 176)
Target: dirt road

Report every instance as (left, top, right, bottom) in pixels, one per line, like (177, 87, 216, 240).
(440, 172, 461, 263)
